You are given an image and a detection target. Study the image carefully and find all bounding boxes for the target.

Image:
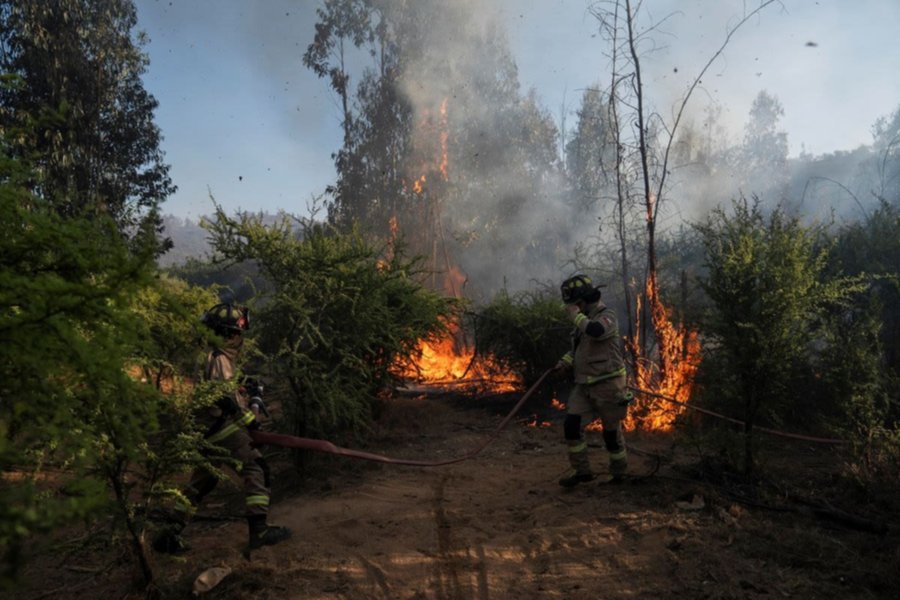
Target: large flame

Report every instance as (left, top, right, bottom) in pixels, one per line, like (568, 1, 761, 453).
(397, 318, 522, 394)
(624, 275, 701, 431)
(393, 97, 521, 394)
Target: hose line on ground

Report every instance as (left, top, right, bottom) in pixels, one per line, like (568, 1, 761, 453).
(250, 369, 552, 466)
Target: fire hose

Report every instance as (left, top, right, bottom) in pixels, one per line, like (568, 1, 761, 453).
(628, 385, 845, 445)
(249, 369, 552, 466)
(249, 369, 843, 467)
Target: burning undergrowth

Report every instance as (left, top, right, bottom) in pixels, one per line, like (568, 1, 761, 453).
(394, 316, 522, 395)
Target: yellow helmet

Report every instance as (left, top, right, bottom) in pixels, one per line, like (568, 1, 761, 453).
(560, 274, 600, 304)
(201, 303, 250, 335)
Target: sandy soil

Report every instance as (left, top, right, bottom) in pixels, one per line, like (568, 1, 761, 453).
(10, 392, 900, 600)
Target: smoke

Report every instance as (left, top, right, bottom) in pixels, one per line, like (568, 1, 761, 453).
(143, 0, 899, 299)
(374, 0, 594, 301)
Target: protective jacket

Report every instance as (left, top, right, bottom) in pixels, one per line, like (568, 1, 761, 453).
(201, 346, 257, 442)
(559, 300, 626, 385)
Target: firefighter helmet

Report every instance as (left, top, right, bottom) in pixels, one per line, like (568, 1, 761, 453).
(201, 303, 250, 335)
(560, 274, 601, 304)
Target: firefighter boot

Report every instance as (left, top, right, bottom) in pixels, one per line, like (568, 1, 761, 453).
(603, 428, 628, 483)
(609, 453, 628, 483)
(247, 515, 292, 550)
(559, 440, 595, 487)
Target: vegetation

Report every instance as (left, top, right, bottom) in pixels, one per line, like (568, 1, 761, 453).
(202, 207, 458, 443)
(473, 288, 570, 384)
(3, 0, 900, 596)
(0, 147, 184, 586)
(0, 0, 175, 249)
(693, 197, 868, 472)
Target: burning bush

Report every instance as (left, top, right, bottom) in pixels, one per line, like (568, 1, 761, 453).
(203, 208, 458, 442)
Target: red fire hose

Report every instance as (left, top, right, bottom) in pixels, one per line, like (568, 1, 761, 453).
(628, 386, 845, 445)
(249, 369, 552, 466)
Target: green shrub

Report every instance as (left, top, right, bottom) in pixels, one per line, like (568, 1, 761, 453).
(473, 288, 570, 384)
(203, 208, 458, 441)
(694, 197, 866, 473)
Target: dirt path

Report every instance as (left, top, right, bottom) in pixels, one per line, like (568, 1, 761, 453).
(13, 394, 898, 599)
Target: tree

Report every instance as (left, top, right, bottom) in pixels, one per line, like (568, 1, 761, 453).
(865, 103, 900, 203)
(0, 0, 175, 249)
(694, 197, 862, 472)
(0, 142, 157, 583)
(738, 90, 789, 200)
(582, 0, 779, 412)
(305, 1, 566, 297)
(566, 87, 616, 213)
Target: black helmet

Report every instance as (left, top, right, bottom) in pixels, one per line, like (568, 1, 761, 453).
(201, 303, 250, 335)
(560, 274, 601, 304)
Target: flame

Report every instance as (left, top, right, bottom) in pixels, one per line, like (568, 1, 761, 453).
(394, 99, 519, 392)
(395, 318, 521, 394)
(550, 397, 566, 411)
(377, 215, 401, 271)
(406, 97, 449, 196)
(439, 98, 449, 181)
(625, 275, 701, 431)
(525, 415, 552, 428)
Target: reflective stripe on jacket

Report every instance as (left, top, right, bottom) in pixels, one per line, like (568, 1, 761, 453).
(564, 301, 626, 384)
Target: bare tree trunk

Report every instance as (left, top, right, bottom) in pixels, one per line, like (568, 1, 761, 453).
(607, 1, 636, 369)
(110, 460, 154, 587)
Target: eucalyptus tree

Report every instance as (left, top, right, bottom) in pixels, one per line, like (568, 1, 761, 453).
(0, 0, 174, 250)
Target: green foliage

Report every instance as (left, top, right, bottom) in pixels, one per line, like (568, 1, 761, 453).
(0, 0, 175, 245)
(0, 147, 156, 581)
(0, 145, 217, 587)
(815, 297, 899, 487)
(473, 288, 570, 383)
(694, 197, 866, 472)
(830, 201, 900, 375)
(203, 207, 457, 440)
(824, 201, 900, 485)
(130, 273, 220, 388)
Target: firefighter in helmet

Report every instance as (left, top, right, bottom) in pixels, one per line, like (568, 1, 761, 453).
(555, 275, 630, 487)
(154, 303, 291, 553)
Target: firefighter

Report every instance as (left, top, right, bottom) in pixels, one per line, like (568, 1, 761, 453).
(153, 303, 291, 553)
(555, 275, 631, 487)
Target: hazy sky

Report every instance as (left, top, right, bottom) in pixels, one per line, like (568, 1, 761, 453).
(134, 0, 900, 219)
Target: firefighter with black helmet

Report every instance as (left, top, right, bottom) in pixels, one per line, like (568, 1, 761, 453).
(153, 303, 291, 553)
(555, 275, 630, 487)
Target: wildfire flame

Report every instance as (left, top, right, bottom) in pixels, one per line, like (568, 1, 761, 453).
(525, 415, 552, 428)
(396, 318, 522, 394)
(438, 98, 449, 181)
(393, 97, 521, 394)
(625, 275, 701, 431)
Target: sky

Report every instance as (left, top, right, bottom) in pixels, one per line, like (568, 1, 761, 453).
(134, 0, 900, 220)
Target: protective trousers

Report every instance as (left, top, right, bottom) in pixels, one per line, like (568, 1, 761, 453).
(565, 378, 629, 477)
(174, 414, 271, 524)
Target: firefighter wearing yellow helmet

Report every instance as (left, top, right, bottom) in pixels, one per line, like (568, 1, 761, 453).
(154, 303, 291, 554)
(555, 275, 630, 486)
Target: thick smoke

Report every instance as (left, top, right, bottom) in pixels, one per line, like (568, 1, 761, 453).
(387, 0, 592, 302)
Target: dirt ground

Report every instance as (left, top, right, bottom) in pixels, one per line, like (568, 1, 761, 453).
(10, 391, 900, 600)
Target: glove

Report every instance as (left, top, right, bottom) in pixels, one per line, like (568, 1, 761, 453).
(241, 377, 264, 399)
(549, 362, 569, 382)
(248, 395, 269, 418)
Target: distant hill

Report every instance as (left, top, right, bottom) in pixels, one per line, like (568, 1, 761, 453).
(158, 215, 212, 268)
